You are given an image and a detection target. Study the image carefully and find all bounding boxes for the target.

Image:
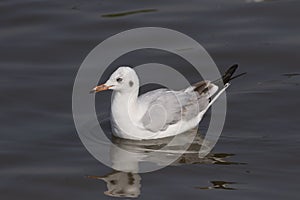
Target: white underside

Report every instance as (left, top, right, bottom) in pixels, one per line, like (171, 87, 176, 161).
(112, 112, 205, 140)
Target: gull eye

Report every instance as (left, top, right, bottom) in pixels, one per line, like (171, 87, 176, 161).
(116, 77, 123, 83)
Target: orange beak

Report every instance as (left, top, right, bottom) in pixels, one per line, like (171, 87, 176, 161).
(89, 84, 112, 94)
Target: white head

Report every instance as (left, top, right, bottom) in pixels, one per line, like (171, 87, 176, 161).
(91, 66, 139, 93)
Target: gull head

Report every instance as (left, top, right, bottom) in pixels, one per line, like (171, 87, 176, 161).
(90, 66, 139, 93)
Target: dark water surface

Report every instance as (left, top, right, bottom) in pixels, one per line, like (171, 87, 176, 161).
(1, 0, 299, 199)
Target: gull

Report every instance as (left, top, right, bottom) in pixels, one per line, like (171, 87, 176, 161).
(91, 64, 244, 140)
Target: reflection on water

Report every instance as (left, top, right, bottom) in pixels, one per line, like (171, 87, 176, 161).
(196, 181, 237, 190)
(87, 172, 141, 198)
(102, 9, 157, 18)
(87, 129, 243, 198)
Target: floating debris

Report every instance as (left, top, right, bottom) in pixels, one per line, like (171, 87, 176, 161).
(282, 73, 300, 78)
(102, 9, 157, 18)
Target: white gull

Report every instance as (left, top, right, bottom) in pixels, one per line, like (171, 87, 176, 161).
(91, 65, 242, 140)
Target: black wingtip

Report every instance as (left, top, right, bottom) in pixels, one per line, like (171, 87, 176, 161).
(225, 64, 238, 76)
(222, 64, 246, 84)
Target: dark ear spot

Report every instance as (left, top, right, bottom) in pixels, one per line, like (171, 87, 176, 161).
(129, 81, 134, 87)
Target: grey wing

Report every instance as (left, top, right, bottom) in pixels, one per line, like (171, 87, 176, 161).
(137, 88, 169, 105)
(140, 90, 209, 132)
(139, 81, 218, 132)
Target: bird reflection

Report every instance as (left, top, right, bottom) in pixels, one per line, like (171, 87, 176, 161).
(87, 172, 141, 198)
(87, 129, 241, 198)
(196, 180, 237, 190)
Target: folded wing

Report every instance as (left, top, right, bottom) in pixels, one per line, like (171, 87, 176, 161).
(139, 81, 218, 132)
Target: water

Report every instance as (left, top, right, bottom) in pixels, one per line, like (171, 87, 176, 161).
(1, 0, 299, 199)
